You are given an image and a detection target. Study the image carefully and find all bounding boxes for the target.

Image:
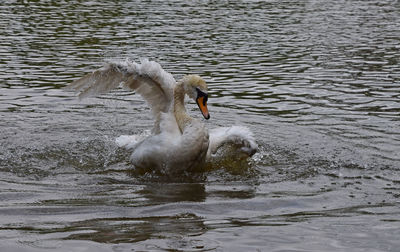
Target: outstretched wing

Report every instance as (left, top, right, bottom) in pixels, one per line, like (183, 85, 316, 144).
(207, 126, 258, 158)
(67, 59, 176, 133)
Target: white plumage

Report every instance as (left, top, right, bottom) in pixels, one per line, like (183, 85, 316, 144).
(68, 59, 257, 174)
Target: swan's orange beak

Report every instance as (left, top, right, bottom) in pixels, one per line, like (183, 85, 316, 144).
(196, 95, 210, 120)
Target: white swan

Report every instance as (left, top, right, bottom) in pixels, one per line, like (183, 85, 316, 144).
(68, 59, 257, 174)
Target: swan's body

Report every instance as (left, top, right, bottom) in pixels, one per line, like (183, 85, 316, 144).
(68, 59, 257, 174)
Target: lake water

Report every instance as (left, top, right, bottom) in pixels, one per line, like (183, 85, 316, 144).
(1, 0, 400, 251)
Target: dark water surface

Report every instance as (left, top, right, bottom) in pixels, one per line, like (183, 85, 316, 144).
(1, 0, 400, 251)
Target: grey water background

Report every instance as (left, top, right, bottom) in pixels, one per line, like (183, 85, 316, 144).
(1, 0, 400, 251)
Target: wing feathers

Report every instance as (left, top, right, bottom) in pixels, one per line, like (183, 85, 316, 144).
(208, 126, 258, 158)
(68, 59, 174, 106)
(67, 59, 176, 134)
(68, 64, 129, 99)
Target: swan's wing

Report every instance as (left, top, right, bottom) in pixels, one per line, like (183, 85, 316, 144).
(67, 59, 176, 131)
(207, 126, 258, 158)
(115, 130, 151, 150)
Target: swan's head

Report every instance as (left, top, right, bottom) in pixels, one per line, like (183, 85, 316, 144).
(183, 75, 210, 120)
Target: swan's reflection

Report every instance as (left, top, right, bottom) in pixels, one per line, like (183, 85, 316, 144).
(141, 183, 206, 203)
(62, 183, 206, 243)
(64, 213, 207, 245)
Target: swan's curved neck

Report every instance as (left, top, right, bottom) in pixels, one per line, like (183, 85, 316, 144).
(174, 80, 192, 133)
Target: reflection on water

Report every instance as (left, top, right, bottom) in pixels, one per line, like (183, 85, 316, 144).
(1, 0, 400, 251)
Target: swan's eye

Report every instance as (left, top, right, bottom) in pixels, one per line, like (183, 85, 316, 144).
(196, 88, 207, 98)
